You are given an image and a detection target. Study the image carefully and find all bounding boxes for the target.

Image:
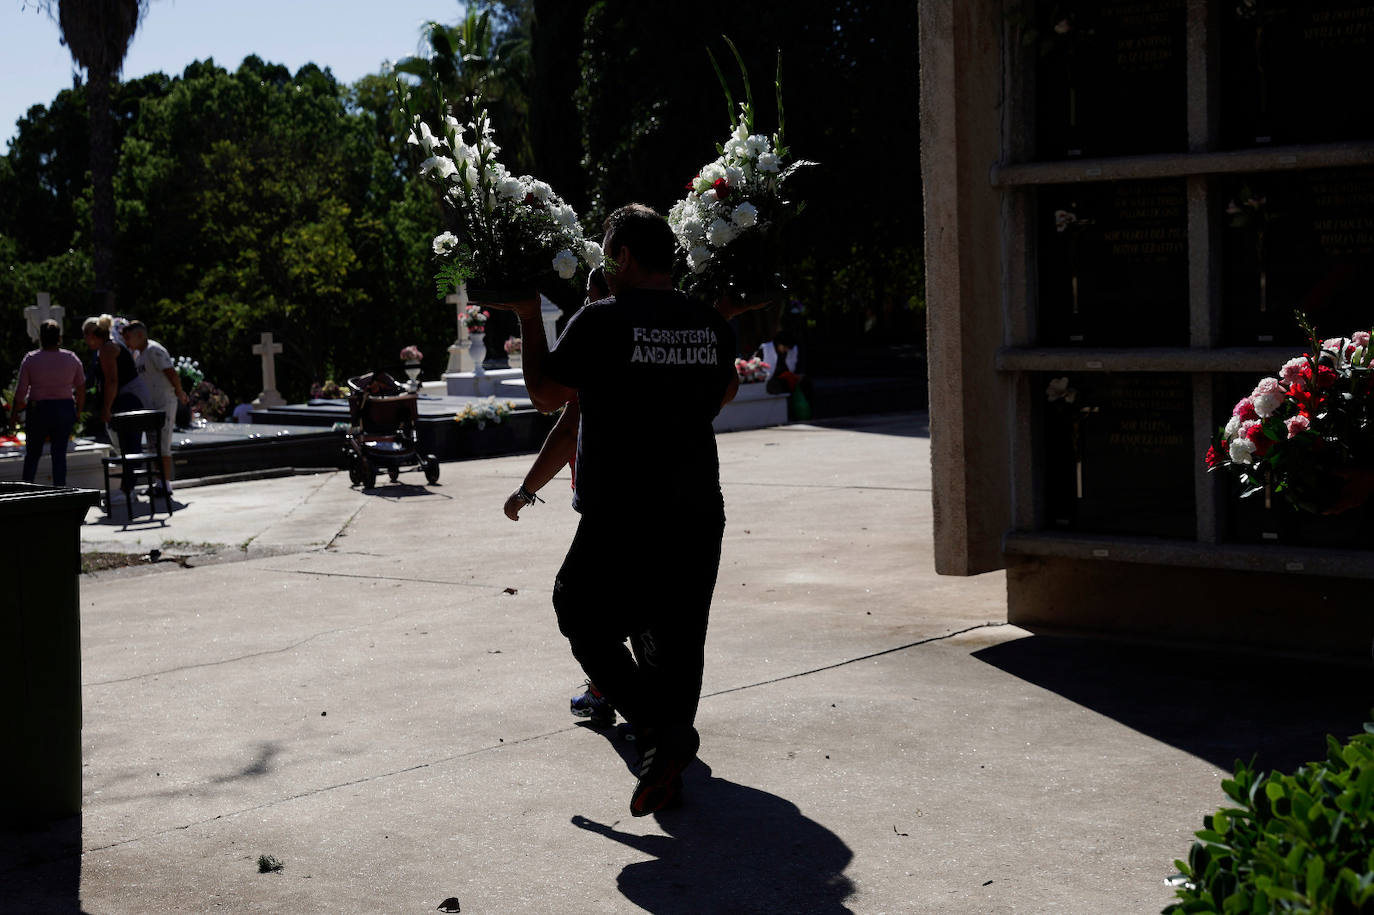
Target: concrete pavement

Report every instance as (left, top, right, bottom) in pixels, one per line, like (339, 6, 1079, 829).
(6, 411, 1373, 913)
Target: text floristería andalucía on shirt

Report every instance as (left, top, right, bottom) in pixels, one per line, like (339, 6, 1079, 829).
(629, 327, 719, 367)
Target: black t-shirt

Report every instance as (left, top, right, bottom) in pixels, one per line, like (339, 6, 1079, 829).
(543, 287, 736, 516)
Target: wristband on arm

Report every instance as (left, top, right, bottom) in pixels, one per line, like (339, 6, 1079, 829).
(516, 485, 544, 507)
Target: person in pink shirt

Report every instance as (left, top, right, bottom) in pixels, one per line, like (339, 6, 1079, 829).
(10, 320, 86, 485)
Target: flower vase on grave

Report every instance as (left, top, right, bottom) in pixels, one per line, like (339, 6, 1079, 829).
(404, 361, 422, 390)
(175, 400, 193, 430)
(468, 332, 486, 377)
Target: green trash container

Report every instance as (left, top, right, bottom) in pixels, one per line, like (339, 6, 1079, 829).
(0, 482, 101, 822)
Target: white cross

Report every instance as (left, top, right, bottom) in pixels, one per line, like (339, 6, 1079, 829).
(251, 332, 286, 407)
(24, 292, 65, 342)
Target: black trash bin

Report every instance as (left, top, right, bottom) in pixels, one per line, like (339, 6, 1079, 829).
(0, 482, 101, 822)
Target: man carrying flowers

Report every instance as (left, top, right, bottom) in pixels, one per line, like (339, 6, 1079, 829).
(493, 204, 739, 816)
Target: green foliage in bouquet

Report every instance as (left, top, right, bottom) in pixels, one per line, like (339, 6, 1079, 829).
(668, 36, 815, 305)
(1164, 714, 1374, 914)
(398, 85, 600, 299)
(1206, 312, 1374, 514)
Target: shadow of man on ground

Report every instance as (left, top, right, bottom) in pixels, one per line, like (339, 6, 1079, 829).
(571, 727, 856, 914)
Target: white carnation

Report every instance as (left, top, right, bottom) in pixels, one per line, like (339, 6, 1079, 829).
(530, 180, 553, 204)
(497, 175, 526, 201)
(432, 232, 459, 256)
(1224, 415, 1241, 439)
(731, 202, 758, 228)
(745, 134, 770, 157)
(554, 204, 579, 230)
(757, 152, 780, 173)
(582, 240, 604, 269)
(700, 161, 726, 185)
(688, 245, 711, 274)
(707, 217, 736, 247)
(724, 165, 744, 186)
(552, 249, 579, 280)
(1229, 437, 1257, 464)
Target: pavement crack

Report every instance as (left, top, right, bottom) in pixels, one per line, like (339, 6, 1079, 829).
(257, 566, 534, 591)
(702, 622, 1010, 700)
(325, 502, 367, 550)
(84, 625, 362, 687)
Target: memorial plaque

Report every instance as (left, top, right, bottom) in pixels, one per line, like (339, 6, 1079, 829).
(1038, 179, 1189, 346)
(1041, 372, 1195, 538)
(1220, 1, 1374, 149)
(1222, 168, 1374, 346)
(1033, 0, 1187, 159)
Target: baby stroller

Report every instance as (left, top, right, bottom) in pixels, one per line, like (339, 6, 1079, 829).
(342, 371, 441, 488)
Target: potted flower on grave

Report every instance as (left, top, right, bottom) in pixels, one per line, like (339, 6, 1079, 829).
(1206, 312, 1374, 514)
(399, 87, 602, 306)
(668, 38, 814, 308)
(310, 380, 344, 401)
(399, 345, 424, 388)
(173, 356, 204, 429)
(735, 356, 770, 384)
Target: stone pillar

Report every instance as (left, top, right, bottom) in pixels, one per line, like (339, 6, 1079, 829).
(540, 294, 561, 348)
(251, 332, 286, 408)
(919, 0, 1010, 575)
(446, 287, 473, 374)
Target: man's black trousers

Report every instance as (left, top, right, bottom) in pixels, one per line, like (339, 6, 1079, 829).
(552, 509, 725, 733)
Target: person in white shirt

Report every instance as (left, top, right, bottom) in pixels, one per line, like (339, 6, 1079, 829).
(122, 321, 189, 491)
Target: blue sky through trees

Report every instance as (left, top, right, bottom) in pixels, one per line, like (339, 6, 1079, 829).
(1, 0, 464, 151)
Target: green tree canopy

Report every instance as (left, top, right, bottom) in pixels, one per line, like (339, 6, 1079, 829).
(3, 56, 445, 402)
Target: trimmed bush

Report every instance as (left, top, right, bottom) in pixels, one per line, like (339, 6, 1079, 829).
(1166, 714, 1374, 914)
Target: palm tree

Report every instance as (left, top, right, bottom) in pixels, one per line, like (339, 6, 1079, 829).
(35, 0, 148, 309)
(395, 4, 532, 172)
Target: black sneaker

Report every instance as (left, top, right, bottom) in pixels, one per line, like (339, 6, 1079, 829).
(570, 682, 615, 727)
(630, 726, 698, 817)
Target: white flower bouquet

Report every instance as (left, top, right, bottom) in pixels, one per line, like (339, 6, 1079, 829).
(401, 89, 601, 302)
(1207, 312, 1374, 514)
(454, 396, 514, 429)
(668, 40, 813, 304)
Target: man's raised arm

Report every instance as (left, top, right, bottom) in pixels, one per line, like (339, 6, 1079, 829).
(501, 297, 576, 413)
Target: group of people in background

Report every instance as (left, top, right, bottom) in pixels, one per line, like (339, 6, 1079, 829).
(9, 314, 188, 490)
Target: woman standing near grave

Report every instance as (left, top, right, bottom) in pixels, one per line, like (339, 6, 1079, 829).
(11, 320, 86, 485)
(82, 314, 150, 455)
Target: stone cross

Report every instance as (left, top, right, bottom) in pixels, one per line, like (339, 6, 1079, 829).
(24, 292, 65, 343)
(251, 332, 286, 407)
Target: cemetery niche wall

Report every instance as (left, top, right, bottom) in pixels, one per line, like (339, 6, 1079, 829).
(921, 0, 1374, 657)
